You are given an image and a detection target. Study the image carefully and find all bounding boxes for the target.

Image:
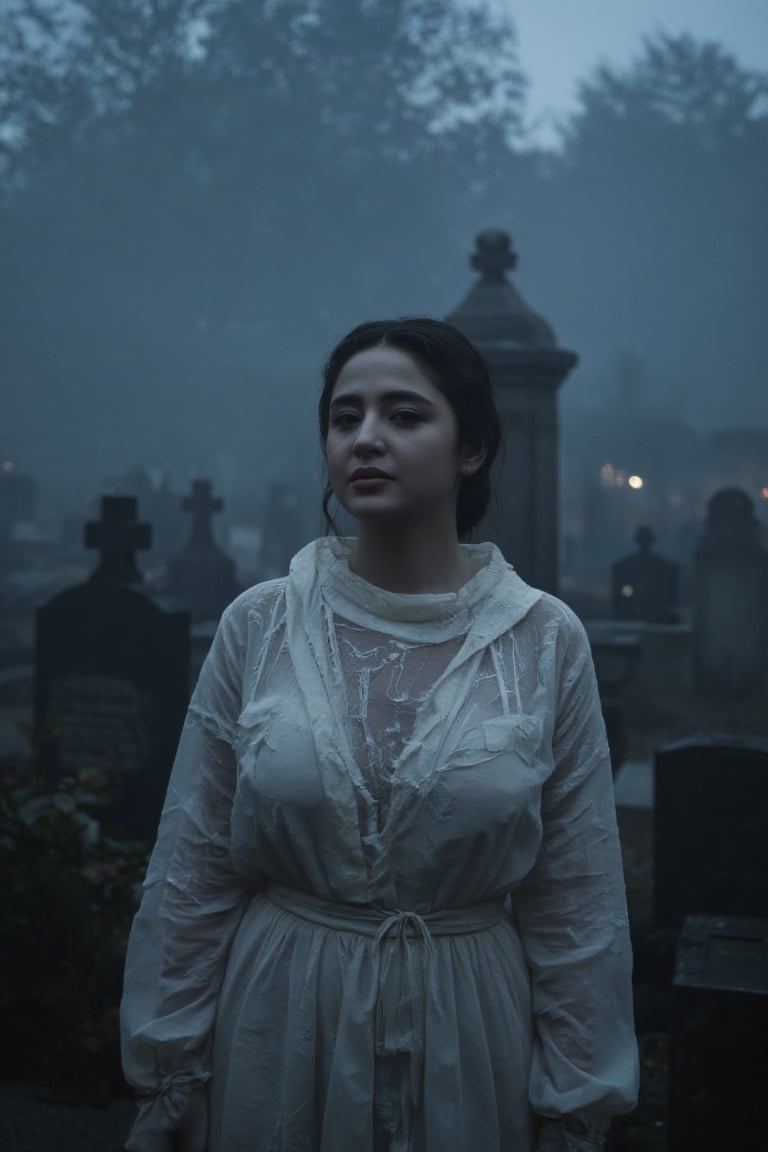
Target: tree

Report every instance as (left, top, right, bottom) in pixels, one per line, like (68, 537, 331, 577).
(568, 33, 768, 153)
(528, 33, 768, 432)
(1, 1, 528, 512)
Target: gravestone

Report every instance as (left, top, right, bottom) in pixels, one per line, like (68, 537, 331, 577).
(653, 735, 768, 930)
(35, 495, 190, 842)
(166, 478, 238, 622)
(611, 525, 679, 624)
(260, 483, 301, 579)
(669, 914, 768, 1152)
(692, 488, 768, 700)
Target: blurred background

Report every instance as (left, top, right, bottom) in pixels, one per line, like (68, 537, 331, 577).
(2, 0, 767, 576)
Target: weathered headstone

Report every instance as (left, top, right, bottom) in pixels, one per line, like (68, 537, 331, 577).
(35, 495, 190, 842)
(669, 914, 768, 1152)
(653, 734, 768, 930)
(692, 488, 768, 700)
(166, 478, 238, 622)
(260, 482, 301, 579)
(611, 525, 679, 624)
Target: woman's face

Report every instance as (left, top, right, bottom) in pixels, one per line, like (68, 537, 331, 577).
(326, 344, 480, 532)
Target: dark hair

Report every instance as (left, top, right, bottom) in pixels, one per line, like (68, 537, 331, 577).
(318, 317, 501, 539)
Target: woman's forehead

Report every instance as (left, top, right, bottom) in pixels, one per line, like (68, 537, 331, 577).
(331, 344, 440, 400)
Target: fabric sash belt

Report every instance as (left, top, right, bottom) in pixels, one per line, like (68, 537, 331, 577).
(268, 881, 506, 937)
(266, 882, 507, 1151)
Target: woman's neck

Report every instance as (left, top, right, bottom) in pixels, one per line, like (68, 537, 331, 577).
(347, 522, 476, 594)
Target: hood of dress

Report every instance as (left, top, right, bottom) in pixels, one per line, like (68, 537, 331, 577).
(287, 536, 542, 643)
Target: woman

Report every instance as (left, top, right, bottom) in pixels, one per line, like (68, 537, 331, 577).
(121, 318, 638, 1152)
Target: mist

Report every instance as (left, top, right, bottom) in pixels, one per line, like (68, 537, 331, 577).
(2, 0, 767, 555)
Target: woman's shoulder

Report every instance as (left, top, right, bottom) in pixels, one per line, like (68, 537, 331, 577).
(509, 580, 591, 651)
(218, 576, 289, 637)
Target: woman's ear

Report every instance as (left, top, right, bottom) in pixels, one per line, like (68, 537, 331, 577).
(458, 441, 488, 477)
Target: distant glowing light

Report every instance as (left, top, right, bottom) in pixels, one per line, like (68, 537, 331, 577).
(762, 487, 768, 500)
(601, 463, 641, 489)
(621, 585, 634, 598)
(2, 460, 13, 473)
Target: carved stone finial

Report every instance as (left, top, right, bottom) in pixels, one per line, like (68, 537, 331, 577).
(471, 229, 518, 283)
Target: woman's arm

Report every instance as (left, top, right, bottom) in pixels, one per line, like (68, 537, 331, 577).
(120, 596, 256, 1150)
(515, 612, 639, 1151)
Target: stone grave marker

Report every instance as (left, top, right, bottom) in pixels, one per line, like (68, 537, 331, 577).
(611, 524, 679, 624)
(653, 734, 768, 930)
(260, 482, 301, 579)
(166, 478, 238, 622)
(35, 495, 190, 842)
(669, 913, 768, 1152)
(692, 488, 768, 700)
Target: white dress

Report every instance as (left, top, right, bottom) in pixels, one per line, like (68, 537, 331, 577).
(121, 538, 638, 1152)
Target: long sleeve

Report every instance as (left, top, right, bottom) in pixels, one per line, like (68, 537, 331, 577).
(120, 598, 254, 1149)
(515, 614, 639, 1151)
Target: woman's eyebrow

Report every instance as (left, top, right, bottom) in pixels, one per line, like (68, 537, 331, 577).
(329, 389, 437, 409)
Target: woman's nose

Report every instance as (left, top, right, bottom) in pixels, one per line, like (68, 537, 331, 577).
(353, 412, 384, 454)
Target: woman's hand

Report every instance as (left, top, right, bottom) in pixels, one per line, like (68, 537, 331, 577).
(171, 1088, 209, 1152)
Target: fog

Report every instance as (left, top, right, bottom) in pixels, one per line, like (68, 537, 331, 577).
(2, 0, 767, 552)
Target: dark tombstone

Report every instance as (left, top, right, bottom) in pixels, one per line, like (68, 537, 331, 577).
(611, 525, 679, 623)
(166, 479, 238, 622)
(260, 483, 301, 579)
(692, 488, 768, 700)
(669, 914, 768, 1152)
(35, 495, 190, 843)
(653, 735, 768, 930)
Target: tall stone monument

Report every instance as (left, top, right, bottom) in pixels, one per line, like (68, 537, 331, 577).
(447, 229, 577, 593)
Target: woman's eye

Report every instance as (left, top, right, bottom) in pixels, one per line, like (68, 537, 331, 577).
(391, 409, 422, 425)
(331, 411, 359, 429)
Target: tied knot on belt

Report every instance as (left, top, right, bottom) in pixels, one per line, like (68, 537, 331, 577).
(373, 907, 437, 1109)
(266, 882, 506, 1147)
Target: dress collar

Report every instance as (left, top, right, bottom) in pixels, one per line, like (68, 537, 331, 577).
(288, 537, 540, 639)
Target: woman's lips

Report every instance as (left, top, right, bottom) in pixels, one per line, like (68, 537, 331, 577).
(349, 467, 392, 489)
(350, 474, 392, 490)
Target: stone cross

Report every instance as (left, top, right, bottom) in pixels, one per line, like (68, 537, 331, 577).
(84, 495, 151, 584)
(182, 479, 222, 551)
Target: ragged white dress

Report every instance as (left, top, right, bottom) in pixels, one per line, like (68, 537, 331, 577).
(121, 538, 638, 1152)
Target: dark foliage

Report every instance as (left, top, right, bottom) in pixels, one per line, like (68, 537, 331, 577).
(0, 756, 148, 1098)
